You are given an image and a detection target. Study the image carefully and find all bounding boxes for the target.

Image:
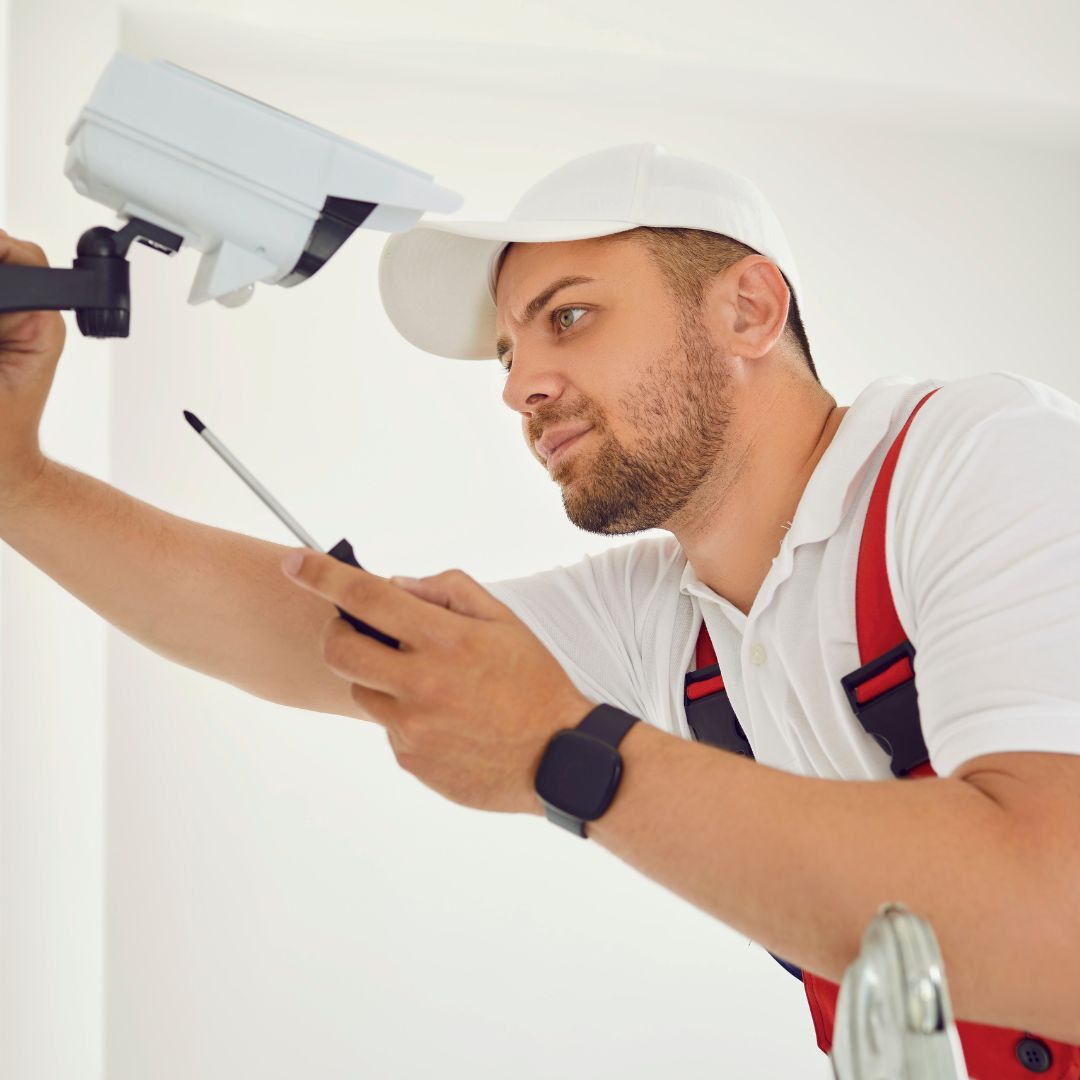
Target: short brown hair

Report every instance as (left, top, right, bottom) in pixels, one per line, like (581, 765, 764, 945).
(597, 226, 818, 383)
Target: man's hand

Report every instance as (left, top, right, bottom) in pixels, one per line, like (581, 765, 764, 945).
(0, 230, 66, 504)
(281, 549, 594, 815)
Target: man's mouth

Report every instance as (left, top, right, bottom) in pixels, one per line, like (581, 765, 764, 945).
(546, 428, 592, 468)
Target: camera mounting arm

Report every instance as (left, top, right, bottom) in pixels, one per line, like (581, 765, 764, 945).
(0, 217, 183, 338)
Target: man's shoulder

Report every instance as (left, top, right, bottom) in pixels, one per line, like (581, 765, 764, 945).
(886, 370, 1080, 481)
(886, 369, 1080, 579)
(911, 370, 1080, 437)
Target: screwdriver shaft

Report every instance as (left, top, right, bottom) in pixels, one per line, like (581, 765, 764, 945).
(188, 417, 322, 551)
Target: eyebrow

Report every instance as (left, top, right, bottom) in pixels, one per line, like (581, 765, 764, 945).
(495, 275, 596, 361)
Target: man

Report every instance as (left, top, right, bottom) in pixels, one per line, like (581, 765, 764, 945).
(367, 144, 1080, 1061)
(1, 144, 1078, 1065)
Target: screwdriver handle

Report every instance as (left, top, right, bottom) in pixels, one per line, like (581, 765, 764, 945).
(326, 537, 401, 649)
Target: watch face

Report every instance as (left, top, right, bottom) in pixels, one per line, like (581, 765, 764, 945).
(535, 731, 623, 821)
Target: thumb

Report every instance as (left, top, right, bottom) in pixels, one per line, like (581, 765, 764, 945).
(390, 569, 507, 621)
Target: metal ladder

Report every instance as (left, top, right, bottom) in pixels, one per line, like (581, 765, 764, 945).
(831, 903, 970, 1080)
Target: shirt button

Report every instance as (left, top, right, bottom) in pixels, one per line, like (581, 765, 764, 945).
(749, 643, 768, 667)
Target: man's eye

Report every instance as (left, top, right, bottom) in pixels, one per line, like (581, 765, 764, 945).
(498, 307, 587, 373)
(553, 306, 587, 332)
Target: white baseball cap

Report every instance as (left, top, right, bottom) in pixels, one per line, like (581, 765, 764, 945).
(377, 142, 803, 361)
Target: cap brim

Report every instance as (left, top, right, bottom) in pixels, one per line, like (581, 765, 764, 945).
(378, 219, 638, 360)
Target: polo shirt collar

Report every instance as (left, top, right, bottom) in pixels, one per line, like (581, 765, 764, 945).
(678, 375, 924, 608)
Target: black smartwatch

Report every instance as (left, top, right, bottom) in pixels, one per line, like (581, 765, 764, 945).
(534, 704, 640, 837)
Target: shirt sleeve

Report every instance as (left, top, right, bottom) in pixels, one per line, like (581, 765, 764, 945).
(482, 535, 685, 724)
(888, 372, 1080, 777)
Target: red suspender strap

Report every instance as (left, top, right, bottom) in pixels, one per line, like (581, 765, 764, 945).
(839, 388, 943, 780)
(686, 623, 725, 702)
(852, 388, 941, 698)
(695, 625, 717, 669)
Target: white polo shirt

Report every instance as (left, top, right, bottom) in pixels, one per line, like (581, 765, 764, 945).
(485, 371, 1080, 780)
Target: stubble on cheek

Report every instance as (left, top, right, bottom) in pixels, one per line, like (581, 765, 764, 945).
(554, 330, 732, 535)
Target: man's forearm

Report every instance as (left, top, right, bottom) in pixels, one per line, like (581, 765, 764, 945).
(589, 722, 1080, 1043)
(0, 457, 356, 716)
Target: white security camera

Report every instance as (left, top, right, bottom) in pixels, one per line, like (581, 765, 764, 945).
(63, 52, 463, 309)
(0, 50, 460, 334)
(0, 51, 463, 336)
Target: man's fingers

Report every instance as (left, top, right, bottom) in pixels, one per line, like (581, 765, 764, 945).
(0, 232, 50, 268)
(343, 674, 403, 732)
(282, 549, 454, 645)
(390, 569, 510, 621)
(321, 615, 412, 697)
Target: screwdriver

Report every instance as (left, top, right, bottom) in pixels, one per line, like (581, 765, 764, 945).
(182, 410, 399, 649)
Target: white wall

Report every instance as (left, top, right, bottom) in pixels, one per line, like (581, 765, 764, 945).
(2, 3, 1079, 1079)
(1, 3, 120, 1079)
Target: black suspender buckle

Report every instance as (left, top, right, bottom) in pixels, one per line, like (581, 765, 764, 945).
(840, 639, 929, 777)
(683, 665, 754, 759)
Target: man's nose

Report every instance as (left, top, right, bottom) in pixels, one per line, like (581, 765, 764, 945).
(500, 351, 569, 414)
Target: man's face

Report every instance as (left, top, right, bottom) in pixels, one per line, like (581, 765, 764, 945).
(495, 236, 735, 535)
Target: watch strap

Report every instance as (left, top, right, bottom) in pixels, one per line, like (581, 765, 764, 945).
(544, 805, 589, 838)
(575, 703, 639, 747)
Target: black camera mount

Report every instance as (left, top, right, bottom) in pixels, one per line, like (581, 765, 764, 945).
(0, 218, 183, 338)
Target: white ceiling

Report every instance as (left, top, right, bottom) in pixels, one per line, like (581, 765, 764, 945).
(120, 0, 1080, 114)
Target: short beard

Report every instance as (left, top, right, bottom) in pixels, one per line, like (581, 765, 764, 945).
(556, 312, 733, 535)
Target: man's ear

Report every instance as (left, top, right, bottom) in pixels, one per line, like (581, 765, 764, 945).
(711, 255, 791, 360)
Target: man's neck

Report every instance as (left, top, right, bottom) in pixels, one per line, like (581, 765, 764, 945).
(671, 388, 849, 617)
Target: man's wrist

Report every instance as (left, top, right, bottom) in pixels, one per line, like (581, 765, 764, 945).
(557, 693, 595, 730)
(533, 702, 642, 834)
(582, 721, 665, 841)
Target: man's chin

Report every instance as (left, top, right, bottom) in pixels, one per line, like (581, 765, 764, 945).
(561, 489, 651, 536)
